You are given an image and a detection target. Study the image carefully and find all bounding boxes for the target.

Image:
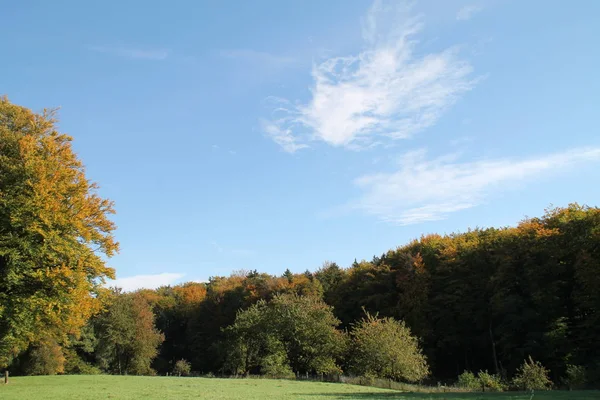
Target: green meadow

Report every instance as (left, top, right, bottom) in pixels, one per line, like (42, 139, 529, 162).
(0, 376, 597, 400)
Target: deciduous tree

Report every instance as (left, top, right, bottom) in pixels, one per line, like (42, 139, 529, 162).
(95, 292, 164, 375)
(0, 97, 118, 368)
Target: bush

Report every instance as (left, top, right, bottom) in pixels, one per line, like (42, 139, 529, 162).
(478, 370, 506, 392)
(512, 356, 552, 391)
(456, 370, 505, 392)
(563, 364, 586, 389)
(173, 359, 192, 376)
(349, 312, 429, 382)
(457, 371, 479, 389)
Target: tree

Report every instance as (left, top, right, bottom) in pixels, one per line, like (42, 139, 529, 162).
(173, 359, 191, 376)
(147, 283, 206, 373)
(63, 323, 102, 374)
(224, 293, 345, 376)
(0, 97, 118, 368)
(315, 261, 344, 305)
(268, 293, 345, 374)
(349, 312, 429, 382)
(512, 356, 552, 391)
(95, 292, 164, 375)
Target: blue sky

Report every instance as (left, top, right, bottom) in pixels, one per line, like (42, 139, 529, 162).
(3, 0, 600, 291)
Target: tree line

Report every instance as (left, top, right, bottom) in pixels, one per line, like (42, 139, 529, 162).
(1, 98, 599, 388)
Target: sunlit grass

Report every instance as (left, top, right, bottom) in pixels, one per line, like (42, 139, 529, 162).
(0, 375, 597, 399)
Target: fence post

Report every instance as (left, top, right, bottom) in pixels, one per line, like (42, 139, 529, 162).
(4, 370, 8, 384)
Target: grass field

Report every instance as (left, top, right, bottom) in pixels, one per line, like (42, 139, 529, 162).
(0, 375, 597, 400)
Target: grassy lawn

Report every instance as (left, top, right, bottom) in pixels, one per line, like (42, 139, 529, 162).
(0, 375, 597, 399)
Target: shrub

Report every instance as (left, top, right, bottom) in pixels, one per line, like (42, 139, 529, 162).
(456, 370, 506, 392)
(173, 359, 192, 376)
(563, 364, 586, 389)
(478, 370, 506, 392)
(457, 371, 479, 389)
(349, 312, 429, 382)
(512, 356, 552, 391)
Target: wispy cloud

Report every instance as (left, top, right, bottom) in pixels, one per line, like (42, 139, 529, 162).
(220, 49, 296, 68)
(107, 272, 185, 292)
(261, 119, 309, 153)
(456, 5, 483, 21)
(264, 0, 475, 152)
(350, 147, 600, 225)
(89, 45, 169, 60)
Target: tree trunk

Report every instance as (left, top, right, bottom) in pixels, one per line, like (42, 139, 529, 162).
(4, 370, 8, 384)
(488, 320, 499, 374)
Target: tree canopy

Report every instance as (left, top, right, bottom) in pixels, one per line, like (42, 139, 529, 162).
(224, 293, 345, 376)
(94, 291, 164, 375)
(0, 97, 118, 368)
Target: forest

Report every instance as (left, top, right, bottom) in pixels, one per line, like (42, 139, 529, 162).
(1, 97, 599, 390)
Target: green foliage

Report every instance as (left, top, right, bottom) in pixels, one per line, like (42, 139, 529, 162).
(456, 370, 506, 391)
(21, 337, 65, 376)
(62, 323, 101, 374)
(563, 364, 586, 389)
(348, 311, 429, 382)
(477, 370, 506, 392)
(63, 348, 102, 375)
(457, 371, 479, 389)
(259, 341, 295, 378)
(512, 357, 552, 391)
(172, 359, 191, 376)
(224, 293, 345, 376)
(94, 292, 164, 375)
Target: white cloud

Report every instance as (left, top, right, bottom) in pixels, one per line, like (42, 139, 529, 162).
(89, 45, 169, 60)
(456, 5, 483, 21)
(264, 0, 475, 152)
(261, 119, 309, 153)
(107, 273, 185, 292)
(351, 147, 600, 225)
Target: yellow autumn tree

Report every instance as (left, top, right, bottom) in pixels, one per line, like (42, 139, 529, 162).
(0, 97, 118, 368)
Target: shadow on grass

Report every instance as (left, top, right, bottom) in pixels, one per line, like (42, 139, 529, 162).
(298, 391, 599, 399)
(299, 394, 495, 400)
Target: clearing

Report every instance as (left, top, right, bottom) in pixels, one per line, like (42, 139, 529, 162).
(0, 375, 597, 399)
